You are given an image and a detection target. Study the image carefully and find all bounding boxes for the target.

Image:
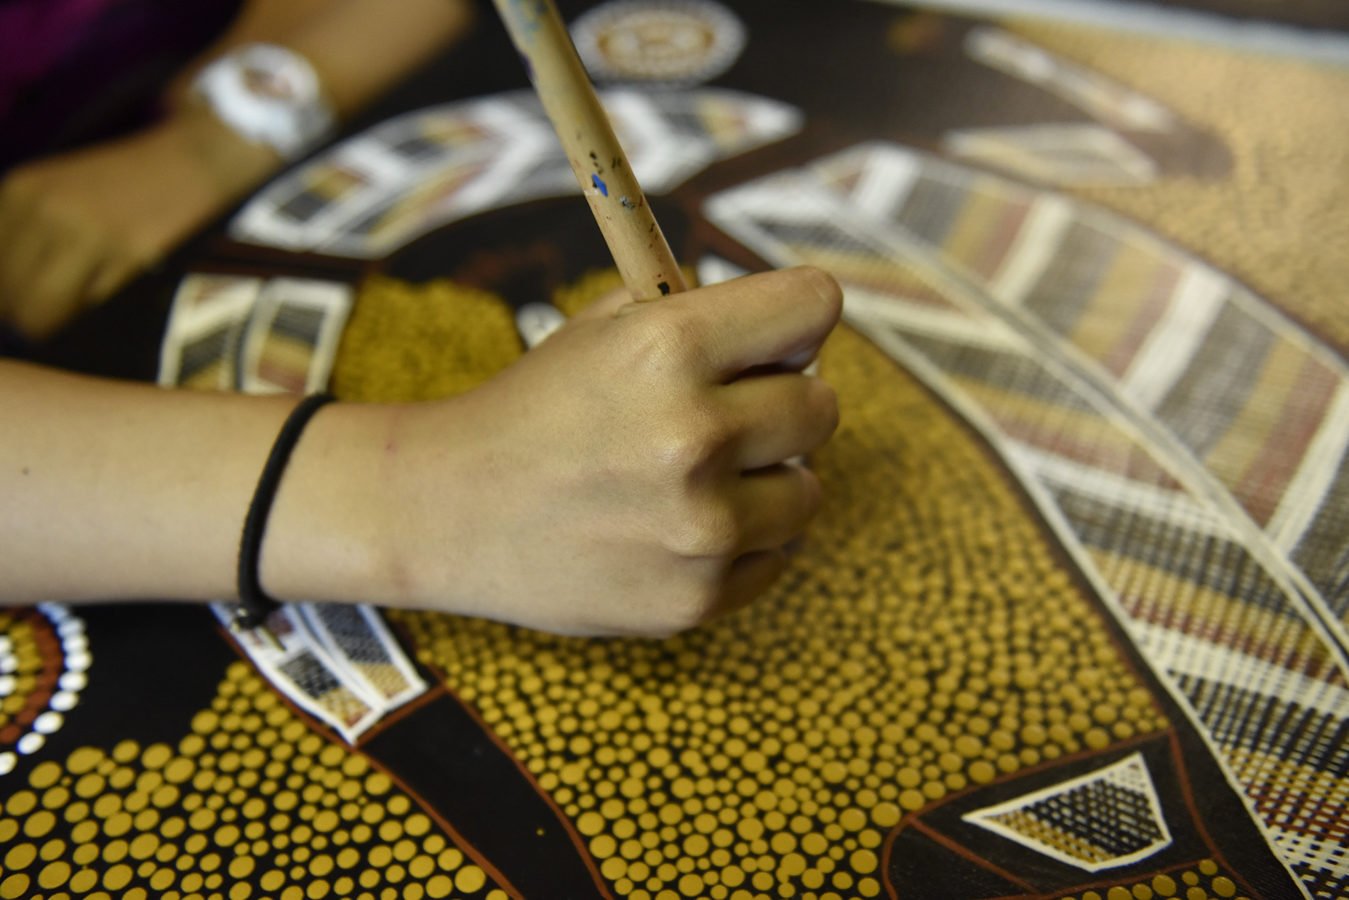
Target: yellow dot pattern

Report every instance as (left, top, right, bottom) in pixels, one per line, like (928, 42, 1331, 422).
(331, 275, 523, 404)
(382, 277, 1169, 897)
(1060, 859, 1248, 900)
(0, 661, 506, 899)
(552, 267, 628, 317)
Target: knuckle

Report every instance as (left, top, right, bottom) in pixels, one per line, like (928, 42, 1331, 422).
(651, 430, 703, 473)
(650, 409, 732, 477)
(662, 584, 723, 634)
(664, 499, 742, 558)
(636, 306, 709, 373)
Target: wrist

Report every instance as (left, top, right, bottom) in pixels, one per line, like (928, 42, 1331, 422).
(170, 103, 283, 200)
(258, 401, 408, 606)
(356, 397, 504, 618)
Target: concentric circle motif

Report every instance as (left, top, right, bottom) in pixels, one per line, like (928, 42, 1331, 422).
(571, 0, 747, 86)
(0, 604, 88, 776)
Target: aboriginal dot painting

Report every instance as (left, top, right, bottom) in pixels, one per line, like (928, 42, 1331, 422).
(4, 1, 1347, 899)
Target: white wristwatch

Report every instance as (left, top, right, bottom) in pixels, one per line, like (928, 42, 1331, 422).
(192, 43, 335, 159)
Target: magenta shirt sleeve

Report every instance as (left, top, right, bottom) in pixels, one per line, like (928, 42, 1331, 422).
(0, 0, 242, 170)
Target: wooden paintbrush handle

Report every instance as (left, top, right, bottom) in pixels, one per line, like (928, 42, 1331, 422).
(491, 0, 687, 299)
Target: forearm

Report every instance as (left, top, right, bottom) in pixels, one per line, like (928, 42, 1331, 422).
(287, 0, 476, 120)
(0, 361, 396, 606)
(167, 0, 475, 119)
(160, 0, 474, 207)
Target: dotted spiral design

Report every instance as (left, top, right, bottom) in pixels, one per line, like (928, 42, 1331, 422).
(571, 0, 747, 86)
(0, 605, 89, 777)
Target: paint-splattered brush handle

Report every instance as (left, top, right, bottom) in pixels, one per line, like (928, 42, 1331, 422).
(492, 0, 687, 300)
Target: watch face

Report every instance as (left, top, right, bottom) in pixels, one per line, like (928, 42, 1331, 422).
(572, 0, 747, 85)
(241, 58, 308, 102)
(242, 65, 301, 101)
(200, 44, 334, 157)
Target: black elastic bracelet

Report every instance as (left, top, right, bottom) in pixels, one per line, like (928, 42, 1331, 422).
(234, 392, 336, 631)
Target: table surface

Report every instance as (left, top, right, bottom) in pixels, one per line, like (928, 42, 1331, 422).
(5, 2, 1348, 899)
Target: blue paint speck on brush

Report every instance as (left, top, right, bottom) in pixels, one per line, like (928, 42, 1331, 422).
(591, 173, 608, 196)
(509, 0, 546, 35)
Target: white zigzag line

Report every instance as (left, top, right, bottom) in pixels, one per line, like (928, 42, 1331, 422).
(1004, 441, 1229, 536)
(1267, 381, 1349, 553)
(1131, 622, 1349, 721)
(1266, 826, 1349, 881)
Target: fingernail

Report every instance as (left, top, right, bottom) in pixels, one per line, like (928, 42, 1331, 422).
(798, 266, 841, 307)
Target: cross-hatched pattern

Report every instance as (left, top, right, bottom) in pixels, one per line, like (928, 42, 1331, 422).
(1004, 778, 1166, 860)
(231, 88, 802, 258)
(964, 754, 1171, 871)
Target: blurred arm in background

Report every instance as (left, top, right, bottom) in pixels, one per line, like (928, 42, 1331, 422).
(0, 0, 473, 340)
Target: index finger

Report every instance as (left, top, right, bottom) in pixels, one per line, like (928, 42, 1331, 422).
(672, 266, 842, 379)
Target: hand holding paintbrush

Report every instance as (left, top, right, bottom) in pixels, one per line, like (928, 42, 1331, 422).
(380, 0, 842, 637)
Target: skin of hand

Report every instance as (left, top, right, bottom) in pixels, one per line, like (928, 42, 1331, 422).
(0, 107, 277, 340)
(264, 267, 844, 638)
